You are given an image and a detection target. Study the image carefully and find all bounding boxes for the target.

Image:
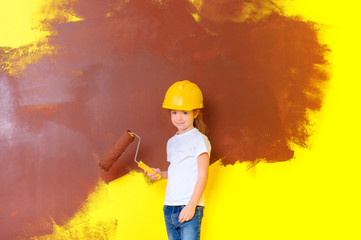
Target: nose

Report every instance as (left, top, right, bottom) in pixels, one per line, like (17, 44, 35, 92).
(176, 113, 182, 121)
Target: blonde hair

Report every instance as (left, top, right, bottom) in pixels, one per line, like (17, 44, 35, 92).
(194, 110, 207, 135)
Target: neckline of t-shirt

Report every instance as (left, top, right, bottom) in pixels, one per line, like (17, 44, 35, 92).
(175, 128, 198, 137)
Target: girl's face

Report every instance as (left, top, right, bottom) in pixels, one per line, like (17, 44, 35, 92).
(170, 110, 198, 134)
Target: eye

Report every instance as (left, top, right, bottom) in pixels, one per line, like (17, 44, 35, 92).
(183, 111, 188, 115)
(171, 111, 177, 115)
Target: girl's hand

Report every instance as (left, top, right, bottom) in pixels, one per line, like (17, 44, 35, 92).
(178, 205, 195, 223)
(145, 168, 161, 180)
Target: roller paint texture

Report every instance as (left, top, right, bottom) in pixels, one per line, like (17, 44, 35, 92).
(99, 131, 135, 171)
(99, 131, 161, 180)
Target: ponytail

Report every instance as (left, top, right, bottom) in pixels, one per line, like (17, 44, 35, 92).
(194, 110, 207, 135)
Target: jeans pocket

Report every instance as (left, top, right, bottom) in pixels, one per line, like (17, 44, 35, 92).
(196, 206, 204, 220)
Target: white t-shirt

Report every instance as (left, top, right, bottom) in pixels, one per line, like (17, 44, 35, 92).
(164, 128, 211, 206)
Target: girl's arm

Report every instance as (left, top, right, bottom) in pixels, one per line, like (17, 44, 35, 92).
(160, 170, 168, 179)
(178, 152, 209, 223)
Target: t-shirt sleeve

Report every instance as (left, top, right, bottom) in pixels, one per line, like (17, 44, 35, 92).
(194, 134, 211, 158)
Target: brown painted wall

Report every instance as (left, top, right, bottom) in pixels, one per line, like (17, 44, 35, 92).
(0, 0, 328, 238)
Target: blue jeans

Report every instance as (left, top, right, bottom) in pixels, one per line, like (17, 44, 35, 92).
(163, 205, 204, 240)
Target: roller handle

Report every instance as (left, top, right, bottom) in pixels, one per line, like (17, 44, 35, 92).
(138, 161, 161, 180)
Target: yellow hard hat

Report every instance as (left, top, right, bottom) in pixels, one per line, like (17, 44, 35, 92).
(162, 80, 204, 111)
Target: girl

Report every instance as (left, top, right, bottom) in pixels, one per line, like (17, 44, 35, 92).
(147, 80, 211, 240)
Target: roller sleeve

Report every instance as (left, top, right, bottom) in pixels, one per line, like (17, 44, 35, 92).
(99, 131, 135, 170)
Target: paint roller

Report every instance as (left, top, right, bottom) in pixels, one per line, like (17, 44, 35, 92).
(99, 130, 161, 180)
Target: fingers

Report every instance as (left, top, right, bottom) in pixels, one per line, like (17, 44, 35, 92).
(178, 213, 188, 223)
(178, 207, 195, 223)
(144, 168, 161, 180)
(178, 211, 185, 223)
(144, 171, 157, 180)
(179, 213, 192, 223)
